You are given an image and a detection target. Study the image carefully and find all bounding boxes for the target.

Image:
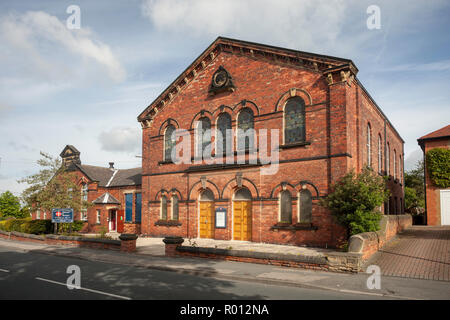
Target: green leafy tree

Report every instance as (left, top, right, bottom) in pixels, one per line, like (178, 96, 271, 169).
(18, 151, 91, 214)
(404, 159, 425, 213)
(321, 167, 390, 237)
(0, 191, 23, 218)
(426, 148, 450, 188)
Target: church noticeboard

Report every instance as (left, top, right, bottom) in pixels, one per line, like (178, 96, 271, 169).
(215, 207, 227, 229)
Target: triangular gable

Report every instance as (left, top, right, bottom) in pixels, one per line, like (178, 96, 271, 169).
(137, 36, 358, 125)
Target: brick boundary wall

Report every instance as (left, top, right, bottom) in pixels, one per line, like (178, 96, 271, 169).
(348, 214, 412, 260)
(163, 237, 362, 273)
(0, 229, 137, 252)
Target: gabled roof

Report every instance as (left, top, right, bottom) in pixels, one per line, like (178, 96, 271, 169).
(68, 163, 141, 188)
(92, 192, 120, 205)
(418, 124, 450, 148)
(60, 145, 80, 157)
(137, 36, 357, 123)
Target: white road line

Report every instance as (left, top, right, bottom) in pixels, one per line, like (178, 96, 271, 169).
(0, 269, 10, 273)
(35, 277, 131, 300)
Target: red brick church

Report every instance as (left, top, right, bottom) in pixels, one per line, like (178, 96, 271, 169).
(137, 37, 404, 248)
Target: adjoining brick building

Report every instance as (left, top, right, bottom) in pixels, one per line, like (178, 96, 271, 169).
(418, 125, 450, 226)
(137, 37, 404, 248)
(32, 145, 142, 234)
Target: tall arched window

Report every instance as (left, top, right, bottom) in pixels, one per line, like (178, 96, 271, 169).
(367, 123, 372, 167)
(386, 143, 390, 176)
(237, 108, 254, 151)
(217, 112, 232, 155)
(394, 149, 397, 179)
(171, 195, 179, 221)
(378, 135, 382, 174)
(196, 117, 211, 158)
(160, 195, 167, 220)
(279, 190, 292, 223)
(81, 183, 88, 201)
(164, 125, 176, 162)
(284, 97, 306, 144)
(299, 189, 312, 223)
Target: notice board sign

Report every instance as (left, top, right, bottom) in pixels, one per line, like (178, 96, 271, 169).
(215, 207, 227, 229)
(52, 208, 74, 223)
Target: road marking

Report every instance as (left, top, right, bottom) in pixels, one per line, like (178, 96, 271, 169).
(0, 269, 10, 273)
(35, 277, 131, 300)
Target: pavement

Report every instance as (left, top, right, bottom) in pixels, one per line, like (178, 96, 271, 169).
(367, 226, 450, 281)
(0, 237, 449, 300)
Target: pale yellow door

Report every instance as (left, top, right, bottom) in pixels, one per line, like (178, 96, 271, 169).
(199, 202, 214, 238)
(233, 201, 252, 241)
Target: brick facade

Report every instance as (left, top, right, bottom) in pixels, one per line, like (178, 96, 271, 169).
(418, 125, 450, 225)
(137, 37, 404, 248)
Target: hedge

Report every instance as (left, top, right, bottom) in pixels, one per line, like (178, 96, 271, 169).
(0, 218, 53, 235)
(426, 148, 450, 188)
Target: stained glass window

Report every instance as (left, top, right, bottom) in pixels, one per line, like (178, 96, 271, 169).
(237, 108, 254, 151)
(161, 195, 167, 220)
(284, 97, 305, 144)
(280, 190, 292, 223)
(164, 125, 176, 162)
(299, 189, 312, 223)
(197, 117, 211, 157)
(217, 113, 232, 155)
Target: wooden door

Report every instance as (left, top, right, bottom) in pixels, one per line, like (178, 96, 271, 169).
(117, 209, 125, 233)
(199, 202, 214, 238)
(233, 201, 252, 241)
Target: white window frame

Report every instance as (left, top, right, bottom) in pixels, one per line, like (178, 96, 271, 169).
(96, 209, 101, 224)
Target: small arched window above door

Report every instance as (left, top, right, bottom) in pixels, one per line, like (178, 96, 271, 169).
(234, 188, 252, 201)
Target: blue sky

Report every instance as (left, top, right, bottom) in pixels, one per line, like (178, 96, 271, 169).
(1, 0, 449, 196)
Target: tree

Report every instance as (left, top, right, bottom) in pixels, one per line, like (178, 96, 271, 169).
(18, 151, 91, 214)
(404, 159, 425, 213)
(321, 167, 390, 237)
(0, 191, 23, 218)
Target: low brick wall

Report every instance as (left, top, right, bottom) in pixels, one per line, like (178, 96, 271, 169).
(165, 238, 362, 273)
(0, 229, 136, 252)
(348, 214, 412, 260)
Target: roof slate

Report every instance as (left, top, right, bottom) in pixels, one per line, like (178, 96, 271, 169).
(73, 164, 141, 187)
(92, 192, 120, 205)
(418, 124, 450, 141)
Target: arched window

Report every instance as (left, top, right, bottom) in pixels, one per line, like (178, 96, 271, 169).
(171, 195, 179, 220)
(386, 143, 390, 176)
(216, 112, 232, 155)
(237, 108, 254, 151)
(200, 189, 215, 202)
(367, 123, 372, 167)
(279, 190, 292, 223)
(160, 195, 167, 220)
(394, 149, 397, 179)
(378, 135, 382, 174)
(81, 183, 88, 201)
(234, 188, 252, 201)
(164, 125, 176, 162)
(196, 117, 211, 158)
(299, 189, 312, 223)
(284, 97, 306, 144)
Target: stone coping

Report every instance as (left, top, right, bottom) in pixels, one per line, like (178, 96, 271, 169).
(10, 231, 46, 241)
(46, 234, 121, 245)
(176, 245, 328, 265)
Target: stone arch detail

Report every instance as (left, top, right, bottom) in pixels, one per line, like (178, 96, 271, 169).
(221, 177, 259, 199)
(233, 99, 260, 116)
(158, 118, 180, 136)
(270, 182, 297, 198)
(274, 88, 312, 112)
(294, 180, 320, 198)
(188, 179, 221, 201)
(190, 109, 213, 129)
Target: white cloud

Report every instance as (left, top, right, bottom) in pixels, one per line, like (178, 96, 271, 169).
(98, 127, 141, 153)
(0, 11, 126, 83)
(141, 0, 357, 55)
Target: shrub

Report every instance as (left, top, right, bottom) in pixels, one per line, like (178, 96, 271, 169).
(321, 167, 390, 237)
(21, 220, 53, 235)
(0, 218, 31, 232)
(58, 221, 85, 233)
(426, 148, 450, 188)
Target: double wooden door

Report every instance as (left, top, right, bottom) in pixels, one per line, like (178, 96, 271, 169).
(233, 201, 252, 241)
(199, 202, 215, 238)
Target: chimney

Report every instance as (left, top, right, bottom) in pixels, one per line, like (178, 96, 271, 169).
(109, 162, 114, 169)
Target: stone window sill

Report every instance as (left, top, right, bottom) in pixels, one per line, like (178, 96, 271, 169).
(279, 141, 311, 149)
(271, 223, 318, 231)
(155, 220, 181, 227)
(158, 160, 175, 165)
